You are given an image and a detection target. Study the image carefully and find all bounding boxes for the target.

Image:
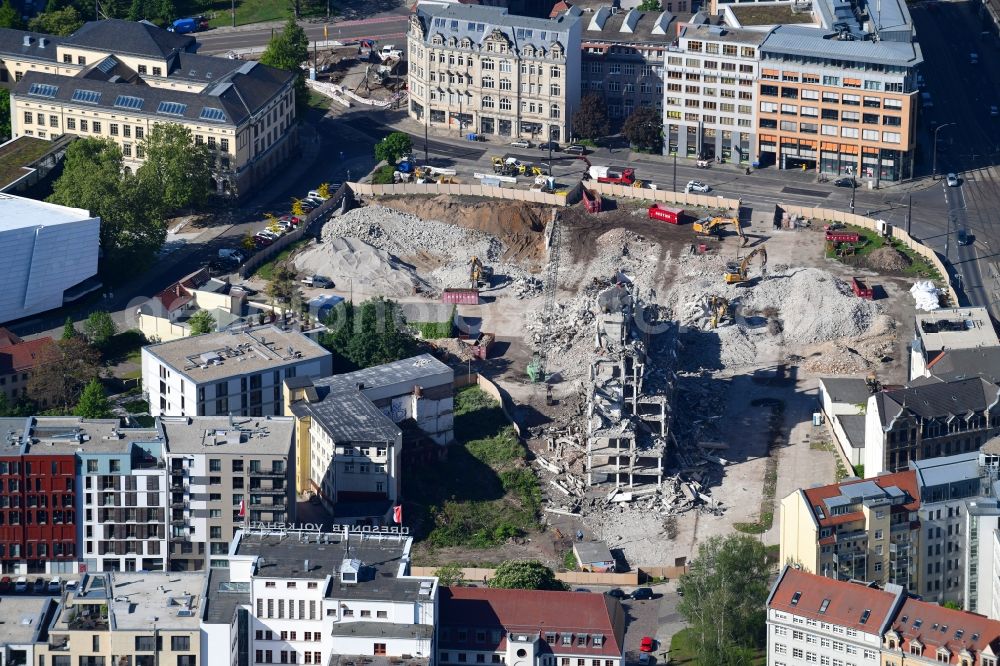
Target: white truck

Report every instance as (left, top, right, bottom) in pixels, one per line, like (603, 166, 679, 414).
(378, 44, 402, 61)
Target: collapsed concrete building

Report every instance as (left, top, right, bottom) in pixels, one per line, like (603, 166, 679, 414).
(586, 282, 677, 487)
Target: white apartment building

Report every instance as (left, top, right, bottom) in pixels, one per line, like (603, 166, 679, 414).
(202, 528, 437, 666)
(767, 567, 905, 666)
(407, 3, 582, 143)
(664, 23, 764, 164)
(142, 325, 333, 418)
(909, 307, 999, 381)
(161, 415, 296, 571)
(0, 192, 99, 325)
(287, 354, 454, 518)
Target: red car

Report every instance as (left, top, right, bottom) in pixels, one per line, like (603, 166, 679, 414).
(0, 576, 11, 593)
(279, 215, 302, 226)
(253, 233, 274, 248)
(640, 637, 654, 653)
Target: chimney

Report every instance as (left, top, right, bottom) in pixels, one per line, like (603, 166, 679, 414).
(304, 559, 310, 572)
(22, 35, 32, 47)
(39, 37, 47, 48)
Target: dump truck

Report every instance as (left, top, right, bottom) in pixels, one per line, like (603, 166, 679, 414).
(587, 165, 637, 185)
(851, 277, 874, 300)
(648, 205, 684, 224)
(582, 187, 602, 213)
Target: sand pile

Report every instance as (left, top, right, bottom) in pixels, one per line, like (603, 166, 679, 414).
(865, 246, 910, 272)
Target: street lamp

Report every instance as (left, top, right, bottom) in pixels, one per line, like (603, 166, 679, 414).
(932, 122, 956, 181)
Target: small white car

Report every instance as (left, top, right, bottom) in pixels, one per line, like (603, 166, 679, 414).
(48, 577, 62, 594)
(686, 180, 711, 193)
(307, 189, 329, 201)
(510, 139, 532, 149)
(301, 275, 333, 288)
(946, 173, 960, 187)
(14, 577, 27, 593)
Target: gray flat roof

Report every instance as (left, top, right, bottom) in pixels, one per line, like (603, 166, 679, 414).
(839, 414, 866, 449)
(320, 354, 453, 393)
(203, 568, 249, 625)
(17, 417, 162, 455)
(681, 23, 771, 44)
(0, 596, 50, 646)
(574, 541, 614, 563)
(329, 621, 434, 640)
(143, 325, 330, 384)
(234, 531, 430, 602)
(761, 24, 921, 67)
(917, 307, 999, 353)
(292, 389, 400, 444)
(161, 415, 294, 455)
(108, 572, 205, 631)
(910, 451, 981, 490)
(821, 377, 871, 406)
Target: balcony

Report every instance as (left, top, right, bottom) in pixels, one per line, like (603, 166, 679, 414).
(249, 468, 285, 478)
(249, 486, 286, 494)
(835, 529, 868, 543)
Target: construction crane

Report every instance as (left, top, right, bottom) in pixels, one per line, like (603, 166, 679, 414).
(708, 295, 732, 328)
(693, 216, 749, 246)
(469, 256, 493, 288)
(723, 245, 767, 284)
(528, 214, 561, 383)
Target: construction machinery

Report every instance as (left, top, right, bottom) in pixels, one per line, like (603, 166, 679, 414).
(693, 216, 748, 246)
(587, 165, 640, 186)
(469, 256, 494, 288)
(708, 295, 732, 328)
(723, 245, 767, 284)
(528, 214, 563, 382)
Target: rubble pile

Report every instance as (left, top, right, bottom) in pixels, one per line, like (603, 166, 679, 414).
(293, 236, 430, 297)
(510, 276, 544, 299)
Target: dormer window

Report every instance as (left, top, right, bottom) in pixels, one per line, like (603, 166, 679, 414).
(576, 636, 587, 647)
(562, 634, 573, 646)
(592, 636, 603, 647)
(545, 633, 556, 644)
(983, 657, 996, 666)
(910, 642, 922, 656)
(936, 648, 950, 663)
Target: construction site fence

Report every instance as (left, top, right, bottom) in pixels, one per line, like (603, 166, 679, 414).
(409, 567, 641, 586)
(778, 203, 959, 305)
(350, 181, 571, 205)
(588, 181, 742, 210)
(238, 183, 351, 278)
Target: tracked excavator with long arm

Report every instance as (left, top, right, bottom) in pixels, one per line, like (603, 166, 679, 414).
(723, 245, 767, 284)
(693, 216, 748, 246)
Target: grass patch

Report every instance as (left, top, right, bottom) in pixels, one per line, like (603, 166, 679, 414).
(122, 399, 150, 414)
(403, 386, 540, 549)
(412, 319, 455, 339)
(252, 238, 312, 280)
(563, 549, 578, 571)
(101, 329, 147, 366)
(371, 164, 396, 185)
(308, 89, 332, 111)
(826, 225, 943, 280)
(198, 0, 334, 28)
(0, 136, 54, 189)
(668, 628, 765, 666)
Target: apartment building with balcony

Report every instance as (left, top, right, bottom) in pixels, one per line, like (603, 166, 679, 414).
(141, 325, 332, 418)
(0, 417, 79, 575)
(754, 0, 922, 182)
(1, 19, 297, 197)
(36, 571, 202, 666)
(780, 471, 921, 592)
(766, 567, 906, 666)
(664, 23, 765, 164)
(863, 377, 1000, 476)
(438, 587, 626, 666)
(201, 528, 437, 666)
(578, 4, 674, 126)
(286, 354, 453, 521)
(161, 415, 295, 572)
(407, 3, 581, 143)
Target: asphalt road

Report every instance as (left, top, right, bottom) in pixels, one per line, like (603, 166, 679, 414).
(194, 13, 409, 53)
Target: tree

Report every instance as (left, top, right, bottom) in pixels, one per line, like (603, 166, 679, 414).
(28, 6, 83, 35)
(75, 378, 113, 418)
(637, 0, 660, 9)
(434, 563, 466, 587)
(62, 316, 77, 340)
(319, 298, 419, 372)
(260, 18, 309, 111)
(83, 311, 117, 348)
(678, 534, 771, 665)
(137, 123, 212, 212)
(0, 391, 10, 418)
(488, 560, 565, 591)
(267, 263, 301, 318)
(188, 310, 216, 335)
(48, 138, 167, 276)
(572, 93, 610, 142)
(374, 132, 413, 165)
(317, 182, 331, 198)
(0, 89, 10, 141)
(0, 0, 24, 28)
(623, 106, 663, 153)
(28, 337, 101, 413)
(943, 600, 962, 610)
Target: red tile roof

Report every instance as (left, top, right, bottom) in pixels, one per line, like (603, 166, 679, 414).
(152, 268, 209, 313)
(0, 335, 55, 375)
(549, 1, 572, 17)
(439, 587, 625, 657)
(768, 568, 902, 633)
(800, 470, 920, 528)
(891, 598, 1000, 664)
(0, 328, 22, 347)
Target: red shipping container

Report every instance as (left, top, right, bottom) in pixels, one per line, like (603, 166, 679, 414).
(826, 230, 860, 243)
(648, 205, 685, 224)
(442, 288, 480, 305)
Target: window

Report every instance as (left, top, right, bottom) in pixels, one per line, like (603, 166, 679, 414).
(67, 118, 76, 130)
(92, 121, 101, 133)
(171, 636, 190, 651)
(110, 123, 119, 136)
(23, 111, 32, 124)
(882, 132, 900, 143)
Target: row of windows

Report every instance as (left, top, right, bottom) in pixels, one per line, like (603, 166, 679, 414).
(254, 629, 323, 641)
(0, 540, 75, 558)
(255, 597, 320, 620)
(255, 649, 322, 664)
(0, 508, 74, 525)
(685, 42, 756, 58)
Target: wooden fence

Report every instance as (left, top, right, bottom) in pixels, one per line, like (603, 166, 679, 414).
(589, 181, 741, 210)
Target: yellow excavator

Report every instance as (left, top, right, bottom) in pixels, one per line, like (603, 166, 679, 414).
(693, 216, 749, 246)
(723, 245, 767, 284)
(469, 256, 494, 288)
(708, 295, 732, 328)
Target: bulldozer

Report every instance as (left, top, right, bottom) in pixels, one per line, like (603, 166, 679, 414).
(693, 216, 748, 246)
(723, 245, 767, 284)
(469, 256, 494, 288)
(708, 295, 732, 328)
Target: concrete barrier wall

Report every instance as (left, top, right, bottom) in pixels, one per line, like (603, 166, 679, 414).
(779, 203, 958, 305)
(410, 566, 641, 586)
(590, 181, 741, 210)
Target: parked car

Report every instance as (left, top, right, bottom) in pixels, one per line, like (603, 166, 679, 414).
(218, 248, 245, 263)
(640, 637, 654, 653)
(303, 196, 325, 207)
(510, 139, 532, 149)
(64, 580, 79, 592)
(48, 577, 62, 594)
(298, 201, 317, 212)
(685, 180, 711, 193)
(958, 228, 972, 246)
(638, 653, 651, 665)
(307, 189, 329, 201)
(834, 177, 857, 187)
(538, 141, 561, 152)
(970, 51, 979, 64)
(14, 577, 27, 593)
(276, 220, 294, 233)
(301, 275, 334, 288)
(564, 144, 588, 155)
(631, 587, 654, 600)
(32, 577, 45, 594)
(279, 215, 302, 227)
(253, 233, 274, 248)
(259, 229, 281, 240)
(0, 576, 12, 593)
(604, 588, 627, 599)
(946, 173, 960, 187)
